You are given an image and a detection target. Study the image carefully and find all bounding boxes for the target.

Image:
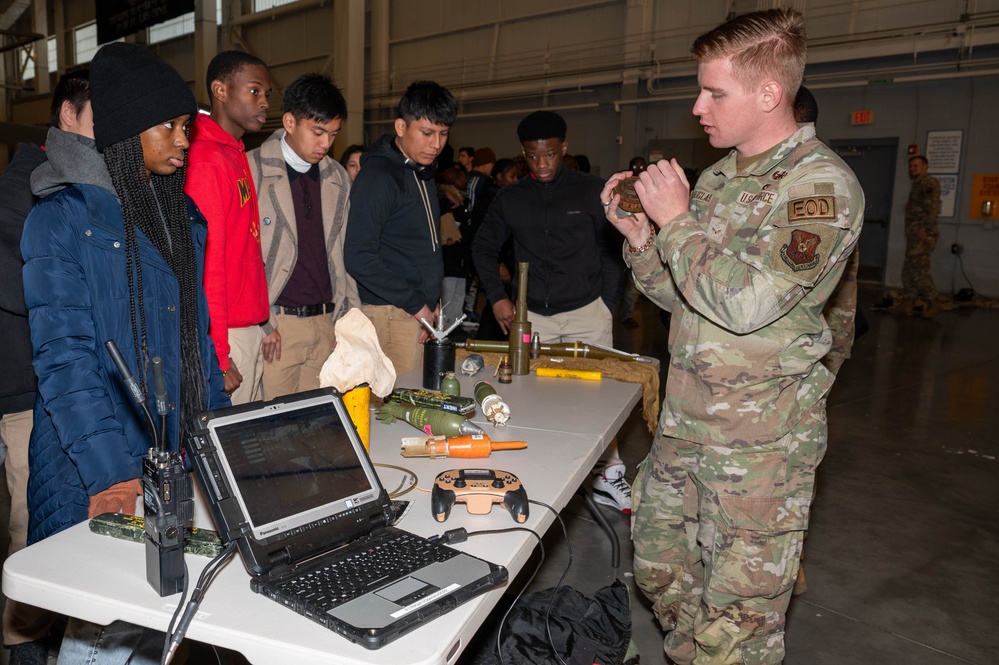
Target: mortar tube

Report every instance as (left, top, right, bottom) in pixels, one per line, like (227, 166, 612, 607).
(508, 262, 532, 375)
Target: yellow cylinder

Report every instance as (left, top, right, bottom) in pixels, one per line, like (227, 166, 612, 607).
(343, 384, 372, 451)
(535, 367, 603, 381)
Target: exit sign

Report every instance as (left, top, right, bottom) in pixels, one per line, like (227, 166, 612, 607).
(851, 110, 875, 125)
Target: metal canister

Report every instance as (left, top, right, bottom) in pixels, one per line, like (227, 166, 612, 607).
(423, 337, 455, 390)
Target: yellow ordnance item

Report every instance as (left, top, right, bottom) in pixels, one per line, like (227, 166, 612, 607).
(535, 367, 603, 381)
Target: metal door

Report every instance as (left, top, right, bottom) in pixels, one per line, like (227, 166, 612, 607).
(829, 138, 898, 283)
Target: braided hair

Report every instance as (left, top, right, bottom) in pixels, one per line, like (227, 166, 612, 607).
(103, 134, 206, 437)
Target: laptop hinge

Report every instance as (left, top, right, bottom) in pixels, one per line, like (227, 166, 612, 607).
(376, 506, 394, 529)
(268, 547, 293, 568)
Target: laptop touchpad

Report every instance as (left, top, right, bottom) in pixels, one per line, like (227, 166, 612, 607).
(376, 577, 439, 605)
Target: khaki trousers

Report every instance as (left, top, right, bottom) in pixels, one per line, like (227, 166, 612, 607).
(262, 312, 336, 400)
(228, 325, 265, 405)
(359, 305, 424, 378)
(1, 409, 56, 645)
(527, 297, 613, 347)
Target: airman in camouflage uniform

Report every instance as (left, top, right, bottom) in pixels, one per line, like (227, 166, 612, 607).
(900, 155, 941, 311)
(602, 9, 863, 664)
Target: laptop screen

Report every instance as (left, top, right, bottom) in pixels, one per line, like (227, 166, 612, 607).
(206, 395, 381, 540)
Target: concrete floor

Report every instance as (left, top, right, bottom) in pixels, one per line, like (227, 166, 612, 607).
(3, 284, 997, 664)
(461, 283, 999, 664)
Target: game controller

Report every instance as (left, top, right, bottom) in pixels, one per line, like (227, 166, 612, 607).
(431, 469, 529, 523)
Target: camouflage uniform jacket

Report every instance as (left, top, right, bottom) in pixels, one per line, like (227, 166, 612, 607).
(626, 124, 864, 447)
(904, 173, 940, 238)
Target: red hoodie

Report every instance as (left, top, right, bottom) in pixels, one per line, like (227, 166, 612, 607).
(185, 114, 268, 372)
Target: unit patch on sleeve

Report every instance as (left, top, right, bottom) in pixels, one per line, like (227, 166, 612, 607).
(770, 221, 843, 285)
(780, 229, 821, 271)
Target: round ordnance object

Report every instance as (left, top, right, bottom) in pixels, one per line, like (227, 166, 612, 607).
(614, 176, 644, 214)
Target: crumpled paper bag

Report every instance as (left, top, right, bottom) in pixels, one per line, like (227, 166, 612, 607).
(318, 308, 396, 397)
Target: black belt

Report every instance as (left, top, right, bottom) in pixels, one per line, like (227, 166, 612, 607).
(272, 303, 335, 317)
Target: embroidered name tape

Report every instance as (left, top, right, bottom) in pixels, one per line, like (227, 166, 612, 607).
(738, 190, 777, 205)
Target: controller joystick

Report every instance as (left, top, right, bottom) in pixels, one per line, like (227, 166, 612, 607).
(431, 469, 529, 523)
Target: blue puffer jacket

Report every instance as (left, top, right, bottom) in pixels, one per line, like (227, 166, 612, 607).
(21, 184, 229, 544)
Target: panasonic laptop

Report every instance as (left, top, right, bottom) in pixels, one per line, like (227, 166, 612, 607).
(187, 388, 507, 649)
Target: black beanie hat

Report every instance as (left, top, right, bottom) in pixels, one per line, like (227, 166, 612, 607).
(90, 42, 197, 151)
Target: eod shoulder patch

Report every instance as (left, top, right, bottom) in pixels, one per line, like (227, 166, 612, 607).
(787, 195, 835, 222)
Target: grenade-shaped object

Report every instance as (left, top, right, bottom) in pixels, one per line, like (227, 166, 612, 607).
(440, 372, 460, 396)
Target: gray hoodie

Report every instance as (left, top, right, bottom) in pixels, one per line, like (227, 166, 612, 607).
(30, 126, 115, 199)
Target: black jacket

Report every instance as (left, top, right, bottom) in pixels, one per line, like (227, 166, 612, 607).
(472, 166, 624, 316)
(344, 134, 443, 314)
(0, 143, 46, 416)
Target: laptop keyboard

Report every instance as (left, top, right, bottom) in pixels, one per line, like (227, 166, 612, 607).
(277, 531, 459, 611)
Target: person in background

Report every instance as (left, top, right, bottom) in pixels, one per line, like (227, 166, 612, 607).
(186, 50, 272, 404)
(793, 85, 863, 375)
(344, 80, 458, 376)
(467, 158, 519, 341)
(248, 73, 360, 399)
(793, 84, 818, 126)
(339, 144, 366, 183)
(437, 164, 471, 327)
(790, 85, 861, 600)
(473, 110, 631, 513)
(900, 154, 941, 316)
(0, 68, 92, 665)
(465, 146, 495, 213)
(460, 146, 497, 327)
(21, 42, 229, 663)
(604, 10, 863, 663)
(457, 145, 475, 172)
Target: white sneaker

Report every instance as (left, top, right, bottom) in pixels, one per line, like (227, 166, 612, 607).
(592, 464, 632, 514)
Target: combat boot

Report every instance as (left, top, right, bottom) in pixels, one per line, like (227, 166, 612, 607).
(921, 299, 940, 318)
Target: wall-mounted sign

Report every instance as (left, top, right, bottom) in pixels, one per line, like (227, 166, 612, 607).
(925, 130, 963, 173)
(96, 0, 194, 44)
(968, 174, 999, 219)
(851, 110, 874, 125)
(924, 130, 963, 219)
(936, 175, 958, 218)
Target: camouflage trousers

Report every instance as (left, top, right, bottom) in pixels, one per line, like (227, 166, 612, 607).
(631, 404, 828, 665)
(900, 232, 938, 303)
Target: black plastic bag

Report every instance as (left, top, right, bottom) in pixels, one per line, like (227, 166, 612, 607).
(471, 579, 637, 665)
